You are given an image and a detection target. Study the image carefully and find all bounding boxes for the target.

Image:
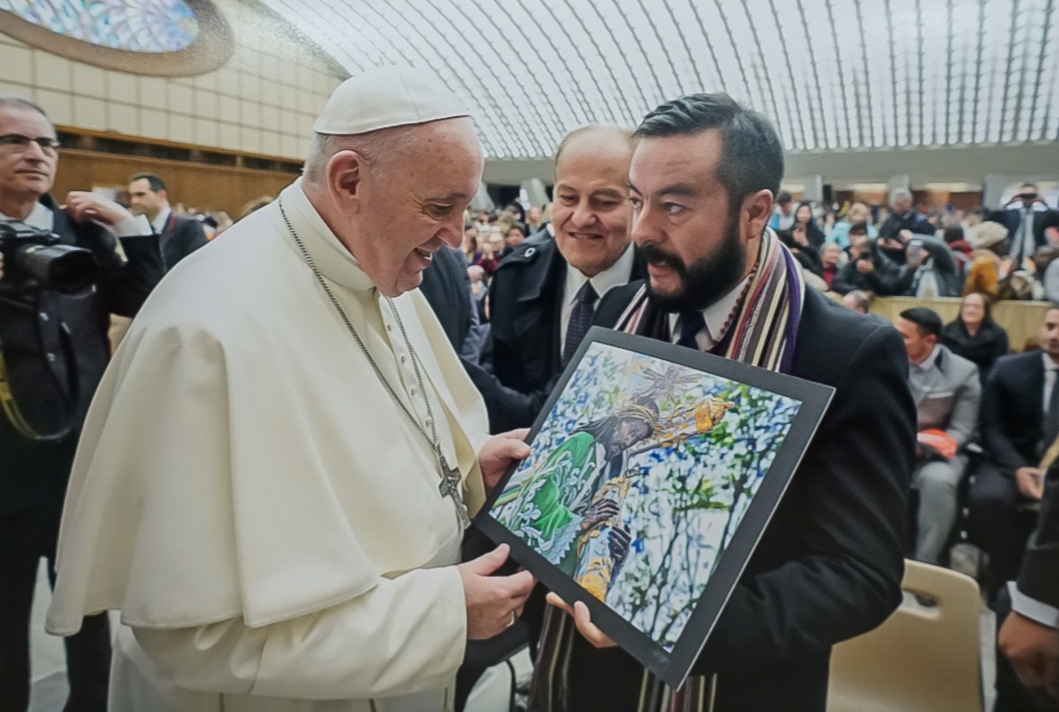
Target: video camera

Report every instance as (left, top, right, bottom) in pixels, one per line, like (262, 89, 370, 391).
(0, 220, 98, 294)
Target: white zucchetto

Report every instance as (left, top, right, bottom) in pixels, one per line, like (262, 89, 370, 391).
(313, 66, 470, 135)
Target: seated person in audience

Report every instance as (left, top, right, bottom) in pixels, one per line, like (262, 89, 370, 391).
(820, 242, 842, 290)
(969, 307, 1059, 598)
(504, 223, 528, 251)
(964, 221, 1011, 299)
(996, 461, 1059, 712)
(777, 223, 822, 276)
(828, 201, 878, 248)
(832, 233, 901, 295)
(941, 292, 1009, 383)
(768, 189, 796, 231)
(879, 188, 934, 238)
(841, 289, 872, 314)
(944, 224, 975, 261)
(1036, 245, 1059, 305)
(893, 236, 963, 298)
(485, 125, 647, 430)
(793, 201, 826, 248)
(896, 308, 981, 565)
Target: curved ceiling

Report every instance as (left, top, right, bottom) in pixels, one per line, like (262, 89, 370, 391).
(261, 0, 1059, 159)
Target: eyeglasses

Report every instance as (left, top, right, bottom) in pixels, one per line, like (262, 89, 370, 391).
(0, 134, 61, 155)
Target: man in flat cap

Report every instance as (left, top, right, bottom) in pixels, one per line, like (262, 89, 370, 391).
(46, 67, 535, 711)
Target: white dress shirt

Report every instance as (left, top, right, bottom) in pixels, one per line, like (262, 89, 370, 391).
(1041, 351, 1059, 413)
(667, 277, 749, 350)
(559, 243, 636, 351)
(151, 207, 172, 235)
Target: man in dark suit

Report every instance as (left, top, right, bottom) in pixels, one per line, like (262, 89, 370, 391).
(994, 462, 1059, 711)
(878, 187, 934, 238)
(968, 307, 1059, 592)
(485, 125, 647, 428)
(127, 172, 208, 271)
(0, 96, 163, 712)
(1001, 460, 1059, 691)
(535, 93, 915, 712)
(985, 183, 1059, 266)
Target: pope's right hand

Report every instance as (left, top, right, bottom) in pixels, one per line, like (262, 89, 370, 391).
(0, 252, 4, 280)
(458, 544, 536, 640)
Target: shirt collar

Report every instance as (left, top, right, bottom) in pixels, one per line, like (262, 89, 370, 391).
(912, 345, 942, 374)
(563, 242, 636, 306)
(277, 177, 375, 293)
(667, 277, 749, 344)
(1043, 351, 1059, 373)
(151, 207, 172, 234)
(1, 202, 54, 231)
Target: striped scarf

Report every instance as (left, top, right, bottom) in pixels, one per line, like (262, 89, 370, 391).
(617, 228, 805, 372)
(530, 228, 807, 712)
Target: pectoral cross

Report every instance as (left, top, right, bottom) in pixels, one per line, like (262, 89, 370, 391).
(437, 454, 471, 529)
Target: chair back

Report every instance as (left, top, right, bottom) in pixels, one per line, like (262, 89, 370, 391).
(827, 559, 984, 712)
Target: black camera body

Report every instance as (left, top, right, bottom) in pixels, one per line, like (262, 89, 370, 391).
(0, 220, 98, 294)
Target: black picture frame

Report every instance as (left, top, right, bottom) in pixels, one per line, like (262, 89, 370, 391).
(474, 326, 834, 690)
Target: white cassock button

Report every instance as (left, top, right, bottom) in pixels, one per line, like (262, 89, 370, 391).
(386, 323, 393, 331)
(400, 355, 407, 364)
(410, 388, 418, 397)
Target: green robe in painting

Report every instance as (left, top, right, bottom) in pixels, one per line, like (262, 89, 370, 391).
(494, 431, 606, 570)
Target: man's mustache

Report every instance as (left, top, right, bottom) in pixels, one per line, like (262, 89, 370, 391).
(641, 243, 686, 274)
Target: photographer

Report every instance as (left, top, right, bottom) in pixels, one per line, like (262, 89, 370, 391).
(0, 96, 163, 711)
(986, 183, 1059, 267)
(832, 229, 902, 296)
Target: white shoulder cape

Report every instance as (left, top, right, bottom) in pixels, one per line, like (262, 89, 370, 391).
(47, 181, 489, 634)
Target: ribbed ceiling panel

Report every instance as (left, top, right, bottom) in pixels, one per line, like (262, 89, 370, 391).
(261, 0, 1059, 158)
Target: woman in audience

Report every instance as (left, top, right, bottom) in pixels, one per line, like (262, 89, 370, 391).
(941, 291, 1009, 382)
(793, 201, 826, 247)
(828, 201, 878, 248)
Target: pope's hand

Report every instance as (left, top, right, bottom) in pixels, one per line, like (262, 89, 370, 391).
(999, 610, 1059, 696)
(546, 592, 617, 648)
(459, 544, 536, 640)
(478, 429, 530, 491)
(0, 252, 4, 280)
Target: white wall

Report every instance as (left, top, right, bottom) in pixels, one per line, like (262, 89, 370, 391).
(0, 0, 344, 160)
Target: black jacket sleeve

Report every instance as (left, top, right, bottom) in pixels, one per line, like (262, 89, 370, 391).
(1017, 467, 1059, 608)
(72, 219, 164, 318)
(692, 323, 914, 674)
(979, 367, 1032, 475)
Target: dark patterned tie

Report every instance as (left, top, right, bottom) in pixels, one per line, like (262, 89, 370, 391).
(562, 281, 598, 366)
(677, 311, 706, 350)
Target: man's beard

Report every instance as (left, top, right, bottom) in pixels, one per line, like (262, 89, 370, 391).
(643, 212, 747, 313)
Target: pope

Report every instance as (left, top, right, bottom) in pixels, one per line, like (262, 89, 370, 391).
(46, 67, 535, 712)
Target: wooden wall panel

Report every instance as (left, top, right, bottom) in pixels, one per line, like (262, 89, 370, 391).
(52, 150, 298, 218)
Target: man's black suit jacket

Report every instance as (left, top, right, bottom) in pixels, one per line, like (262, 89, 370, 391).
(485, 236, 647, 396)
(158, 212, 208, 271)
(1019, 466, 1059, 608)
(0, 194, 163, 514)
(550, 285, 916, 712)
(980, 351, 1046, 475)
(878, 210, 934, 238)
(985, 208, 1059, 252)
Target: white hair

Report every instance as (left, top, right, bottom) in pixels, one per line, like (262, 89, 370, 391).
(303, 127, 426, 185)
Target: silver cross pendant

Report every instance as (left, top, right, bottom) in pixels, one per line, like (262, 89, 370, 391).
(437, 454, 471, 529)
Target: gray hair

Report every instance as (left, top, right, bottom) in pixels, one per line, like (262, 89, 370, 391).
(0, 95, 50, 119)
(890, 187, 912, 202)
(303, 126, 425, 185)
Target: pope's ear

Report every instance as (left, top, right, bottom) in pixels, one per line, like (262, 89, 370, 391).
(326, 150, 365, 214)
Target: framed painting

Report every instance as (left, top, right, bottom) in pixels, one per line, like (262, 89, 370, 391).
(475, 327, 834, 689)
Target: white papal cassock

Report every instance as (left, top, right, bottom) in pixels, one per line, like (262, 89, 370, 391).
(46, 178, 491, 711)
